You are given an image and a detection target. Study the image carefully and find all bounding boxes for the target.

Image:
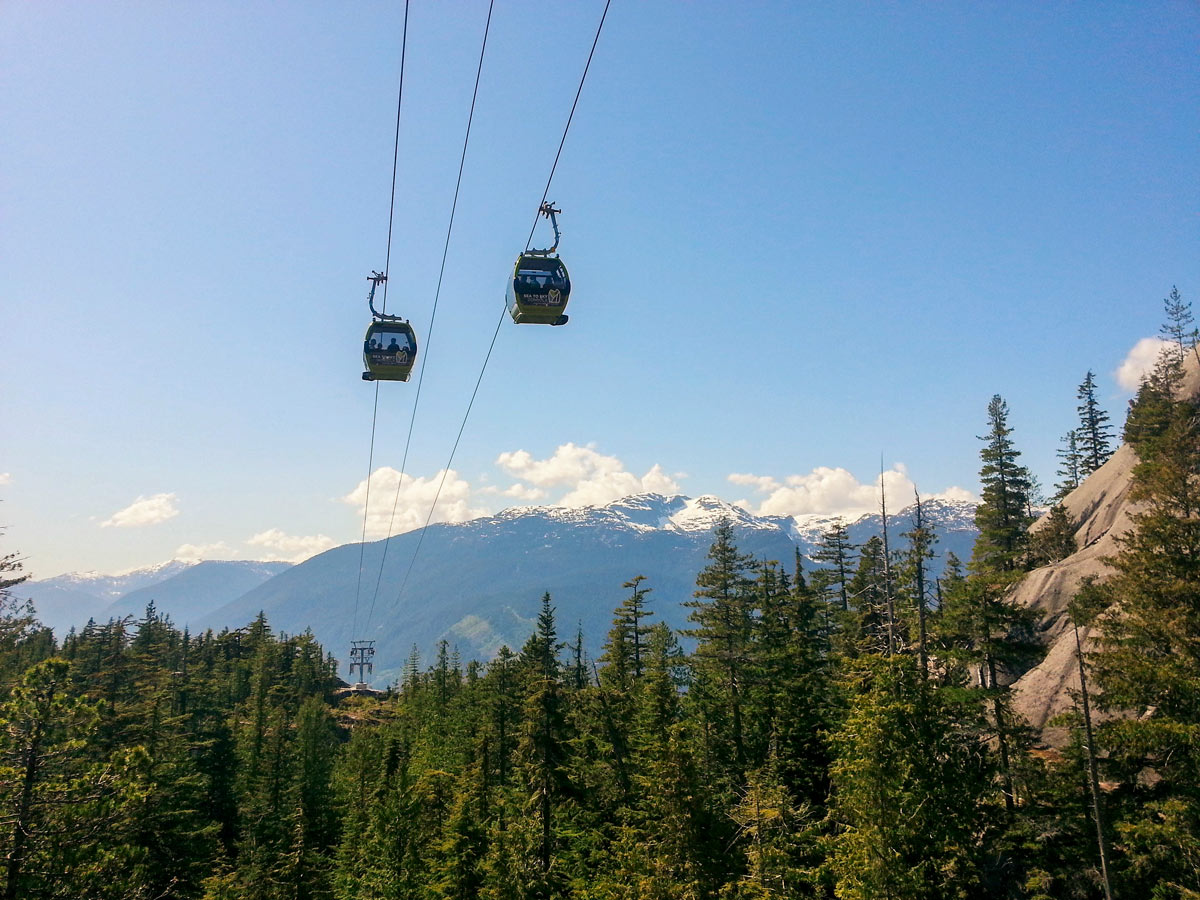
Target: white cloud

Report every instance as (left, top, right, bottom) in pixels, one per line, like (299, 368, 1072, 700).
(730, 465, 974, 519)
(728, 473, 781, 493)
(932, 486, 978, 504)
(480, 483, 548, 501)
(1116, 337, 1172, 391)
(101, 493, 179, 528)
(176, 541, 239, 561)
(495, 443, 682, 508)
(0, 473, 11, 486)
(342, 467, 488, 539)
(246, 529, 336, 563)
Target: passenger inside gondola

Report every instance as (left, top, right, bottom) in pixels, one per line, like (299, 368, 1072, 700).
(367, 330, 412, 357)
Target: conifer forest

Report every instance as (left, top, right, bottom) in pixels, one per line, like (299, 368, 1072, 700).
(1, 326, 1198, 899)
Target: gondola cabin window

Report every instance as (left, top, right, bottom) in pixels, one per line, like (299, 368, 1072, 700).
(366, 328, 414, 363)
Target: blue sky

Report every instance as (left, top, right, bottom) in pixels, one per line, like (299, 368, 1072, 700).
(3, 1, 1197, 577)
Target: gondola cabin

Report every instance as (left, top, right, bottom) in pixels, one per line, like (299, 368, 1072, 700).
(362, 321, 417, 382)
(507, 254, 571, 325)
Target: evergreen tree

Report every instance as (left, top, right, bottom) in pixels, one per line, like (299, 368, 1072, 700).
(1088, 385, 1200, 896)
(0, 541, 50, 682)
(1027, 504, 1077, 568)
(724, 763, 820, 899)
(1124, 345, 1185, 445)
(971, 395, 1035, 575)
(827, 655, 990, 900)
(0, 659, 146, 899)
(614, 576, 653, 681)
(844, 535, 891, 655)
(811, 520, 856, 612)
(1159, 285, 1199, 368)
(898, 492, 937, 676)
(748, 561, 832, 808)
(1054, 428, 1083, 500)
(683, 519, 756, 778)
(487, 645, 520, 791)
(937, 574, 1038, 816)
(1076, 371, 1115, 476)
(516, 594, 570, 879)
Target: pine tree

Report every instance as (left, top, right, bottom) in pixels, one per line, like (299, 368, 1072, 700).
(811, 519, 856, 612)
(844, 535, 890, 655)
(1027, 504, 1077, 568)
(827, 655, 990, 900)
(898, 491, 937, 676)
(683, 518, 756, 777)
(1159, 285, 1199, 368)
(937, 575, 1039, 815)
(1088, 385, 1200, 895)
(1124, 346, 1185, 446)
(0, 659, 147, 899)
(971, 395, 1035, 575)
(0, 540, 48, 682)
(516, 594, 569, 878)
(748, 561, 832, 807)
(1076, 371, 1115, 476)
(614, 576, 653, 681)
(1054, 429, 1084, 500)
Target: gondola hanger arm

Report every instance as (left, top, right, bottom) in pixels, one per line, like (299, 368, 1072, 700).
(366, 271, 407, 323)
(530, 201, 562, 255)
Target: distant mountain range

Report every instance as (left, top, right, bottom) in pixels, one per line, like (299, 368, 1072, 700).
(19, 493, 979, 685)
(20, 560, 292, 635)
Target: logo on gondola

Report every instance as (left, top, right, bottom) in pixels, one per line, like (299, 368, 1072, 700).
(547, 288, 561, 305)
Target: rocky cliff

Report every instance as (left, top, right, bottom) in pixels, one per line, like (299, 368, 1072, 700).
(1012, 351, 1200, 743)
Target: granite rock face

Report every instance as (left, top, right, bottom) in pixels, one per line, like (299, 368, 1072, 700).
(1011, 352, 1199, 744)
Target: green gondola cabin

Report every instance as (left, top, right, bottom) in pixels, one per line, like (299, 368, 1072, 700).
(507, 254, 571, 326)
(362, 320, 417, 382)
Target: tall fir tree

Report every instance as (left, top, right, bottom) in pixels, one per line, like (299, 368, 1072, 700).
(971, 394, 1035, 575)
(516, 594, 570, 880)
(844, 535, 891, 655)
(1159, 285, 1199, 368)
(811, 519, 856, 612)
(898, 491, 937, 677)
(1076, 370, 1115, 476)
(683, 518, 756, 778)
(1054, 428, 1084, 500)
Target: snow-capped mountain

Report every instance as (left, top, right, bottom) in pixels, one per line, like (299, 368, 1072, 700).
(194, 493, 978, 685)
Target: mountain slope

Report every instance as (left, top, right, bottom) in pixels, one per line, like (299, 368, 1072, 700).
(102, 560, 293, 626)
(18, 560, 195, 634)
(19, 559, 290, 635)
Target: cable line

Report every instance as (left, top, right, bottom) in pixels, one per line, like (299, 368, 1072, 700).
(523, 0, 612, 253)
(362, 0, 496, 634)
(350, 0, 410, 644)
(387, 0, 614, 612)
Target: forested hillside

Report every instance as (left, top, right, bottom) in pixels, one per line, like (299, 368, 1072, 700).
(1, 335, 1197, 899)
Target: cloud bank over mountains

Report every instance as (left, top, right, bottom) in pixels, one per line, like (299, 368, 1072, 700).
(494, 443, 682, 507)
(334, 445, 973, 555)
(90, 442, 979, 572)
(730, 464, 975, 519)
